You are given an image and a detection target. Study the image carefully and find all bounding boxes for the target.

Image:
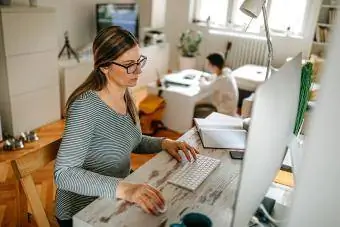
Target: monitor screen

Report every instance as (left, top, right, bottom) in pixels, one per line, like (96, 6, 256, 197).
(96, 3, 139, 38)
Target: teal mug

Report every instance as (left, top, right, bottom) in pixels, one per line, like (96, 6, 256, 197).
(170, 212, 212, 227)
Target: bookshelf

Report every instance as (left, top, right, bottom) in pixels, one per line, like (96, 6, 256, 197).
(311, 0, 339, 57)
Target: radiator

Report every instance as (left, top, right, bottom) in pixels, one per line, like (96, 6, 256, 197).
(225, 34, 268, 69)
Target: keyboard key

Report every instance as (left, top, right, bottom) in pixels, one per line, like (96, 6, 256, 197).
(167, 154, 220, 191)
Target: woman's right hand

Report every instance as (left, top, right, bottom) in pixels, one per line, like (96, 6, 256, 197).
(116, 182, 165, 215)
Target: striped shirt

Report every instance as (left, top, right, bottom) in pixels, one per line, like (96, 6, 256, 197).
(54, 90, 163, 220)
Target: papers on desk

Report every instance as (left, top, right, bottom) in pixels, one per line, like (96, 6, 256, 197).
(194, 114, 247, 150)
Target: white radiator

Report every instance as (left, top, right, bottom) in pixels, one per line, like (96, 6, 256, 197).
(225, 34, 268, 69)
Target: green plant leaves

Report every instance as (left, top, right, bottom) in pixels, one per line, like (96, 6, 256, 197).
(178, 29, 202, 57)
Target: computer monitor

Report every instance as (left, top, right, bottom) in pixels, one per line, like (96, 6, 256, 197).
(96, 3, 139, 38)
(232, 53, 302, 227)
(285, 16, 340, 227)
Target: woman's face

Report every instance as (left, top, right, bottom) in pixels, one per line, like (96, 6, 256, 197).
(102, 45, 146, 88)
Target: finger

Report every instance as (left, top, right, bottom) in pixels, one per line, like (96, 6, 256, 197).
(171, 149, 182, 162)
(144, 190, 164, 210)
(140, 196, 159, 215)
(186, 144, 197, 160)
(187, 143, 199, 154)
(145, 184, 165, 206)
(136, 197, 154, 215)
(144, 189, 163, 208)
(180, 142, 192, 162)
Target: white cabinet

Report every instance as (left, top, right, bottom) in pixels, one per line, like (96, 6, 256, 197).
(58, 58, 94, 114)
(0, 6, 60, 136)
(138, 0, 167, 29)
(138, 43, 169, 86)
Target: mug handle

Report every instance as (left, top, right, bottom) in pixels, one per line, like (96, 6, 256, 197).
(170, 224, 184, 227)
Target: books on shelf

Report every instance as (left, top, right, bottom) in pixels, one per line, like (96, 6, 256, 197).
(315, 8, 337, 43)
(315, 26, 330, 43)
(194, 114, 247, 149)
(329, 8, 337, 24)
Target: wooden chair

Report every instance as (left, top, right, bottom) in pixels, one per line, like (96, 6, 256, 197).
(11, 139, 61, 227)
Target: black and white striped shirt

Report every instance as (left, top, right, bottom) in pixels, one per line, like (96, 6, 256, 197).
(54, 90, 163, 220)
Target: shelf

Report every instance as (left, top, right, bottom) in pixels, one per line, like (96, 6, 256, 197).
(322, 4, 340, 9)
(317, 23, 333, 27)
(313, 41, 328, 46)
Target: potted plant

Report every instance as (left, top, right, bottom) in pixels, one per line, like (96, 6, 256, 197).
(178, 29, 202, 70)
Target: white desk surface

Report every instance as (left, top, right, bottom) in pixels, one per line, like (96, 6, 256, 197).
(147, 69, 216, 133)
(232, 65, 267, 92)
(151, 69, 212, 97)
(73, 113, 292, 227)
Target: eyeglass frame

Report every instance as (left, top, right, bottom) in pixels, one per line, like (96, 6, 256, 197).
(110, 55, 147, 74)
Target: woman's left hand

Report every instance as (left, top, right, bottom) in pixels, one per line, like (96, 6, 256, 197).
(161, 139, 199, 162)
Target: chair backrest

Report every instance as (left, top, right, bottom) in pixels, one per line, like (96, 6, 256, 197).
(11, 139, 61, 227)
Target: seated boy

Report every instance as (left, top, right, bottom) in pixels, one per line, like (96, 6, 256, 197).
(202, 53, 239, 116)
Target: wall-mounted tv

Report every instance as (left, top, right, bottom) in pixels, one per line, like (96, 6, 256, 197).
(96, 3, 139, 38)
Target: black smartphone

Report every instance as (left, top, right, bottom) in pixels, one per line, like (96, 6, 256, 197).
(229, 150, 245, 160)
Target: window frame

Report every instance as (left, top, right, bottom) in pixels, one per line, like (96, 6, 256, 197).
(193, 0, 308, 38)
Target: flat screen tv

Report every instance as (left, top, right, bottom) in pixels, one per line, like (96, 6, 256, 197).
(96, 3, 139, 38)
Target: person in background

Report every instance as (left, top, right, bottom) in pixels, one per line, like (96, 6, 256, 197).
(204, 53, 239, 116)
(54, 26, 198, 227)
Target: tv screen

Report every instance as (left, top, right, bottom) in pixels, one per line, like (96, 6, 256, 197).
(96, 3, 139, 38)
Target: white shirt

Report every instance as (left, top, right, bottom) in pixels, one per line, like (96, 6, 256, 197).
(199, 68, 238, 116)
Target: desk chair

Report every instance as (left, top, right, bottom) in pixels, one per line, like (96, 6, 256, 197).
(194, 103, 217, 119)
(139, 94, 167, 135)
(11, 140, 61, 227)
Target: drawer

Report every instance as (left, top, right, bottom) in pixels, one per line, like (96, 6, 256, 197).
(7, 50, 59, 96)
(2, 10, 57, 56)
(10, 85, 60, 135)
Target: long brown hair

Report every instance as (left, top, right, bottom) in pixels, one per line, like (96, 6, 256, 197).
(65, 26, 139, 124)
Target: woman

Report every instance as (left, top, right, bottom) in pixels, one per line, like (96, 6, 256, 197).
(54, 26, 198, 227)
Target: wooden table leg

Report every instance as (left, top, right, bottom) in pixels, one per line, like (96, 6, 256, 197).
(16, 181, 28, 227)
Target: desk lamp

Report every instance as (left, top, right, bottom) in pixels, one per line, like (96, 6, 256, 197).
(240, 0, 272, 130)
(240, 0, 273, 80)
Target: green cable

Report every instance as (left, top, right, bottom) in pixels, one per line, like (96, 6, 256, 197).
(293, 62, 313, 135)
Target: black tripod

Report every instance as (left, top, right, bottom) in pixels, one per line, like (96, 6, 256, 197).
(58, 31, 79, 62)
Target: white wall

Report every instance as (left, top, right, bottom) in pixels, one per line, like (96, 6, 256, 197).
(12, 0, 134, 49)
(164, 0, 322, 69)
(10, 0, 322, 69)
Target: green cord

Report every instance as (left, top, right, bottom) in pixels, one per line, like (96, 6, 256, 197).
(293, 62, 313, 135)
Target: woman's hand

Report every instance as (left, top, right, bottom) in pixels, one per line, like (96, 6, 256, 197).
(161, 139, 199, 162)
(116, 182, 165, 215)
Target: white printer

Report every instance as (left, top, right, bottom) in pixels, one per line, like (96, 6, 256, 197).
(144, 30, 166, 46)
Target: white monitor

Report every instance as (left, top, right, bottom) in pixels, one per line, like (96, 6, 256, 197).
(232, 53, 302, 227)
(285, 16, 340, 227)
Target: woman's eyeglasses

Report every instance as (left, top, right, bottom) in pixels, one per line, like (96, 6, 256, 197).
(111, 55, 147, 74)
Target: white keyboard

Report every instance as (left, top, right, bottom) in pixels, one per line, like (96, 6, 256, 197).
(168, 154, 221, 191)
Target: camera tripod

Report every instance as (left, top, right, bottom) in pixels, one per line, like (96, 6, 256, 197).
(58, 31, 79, 62)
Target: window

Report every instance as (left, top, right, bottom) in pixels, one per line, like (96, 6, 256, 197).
(194, 0, 308, 36)
(269, 0, 307, 34)
(195, 0, 228, 26)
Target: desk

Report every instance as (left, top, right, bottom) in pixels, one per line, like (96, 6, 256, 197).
(232, 65, 267, 92)
(148, 69, 215, 133)
(0, 120, 64, 226)
(73, 113, 292, 227)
